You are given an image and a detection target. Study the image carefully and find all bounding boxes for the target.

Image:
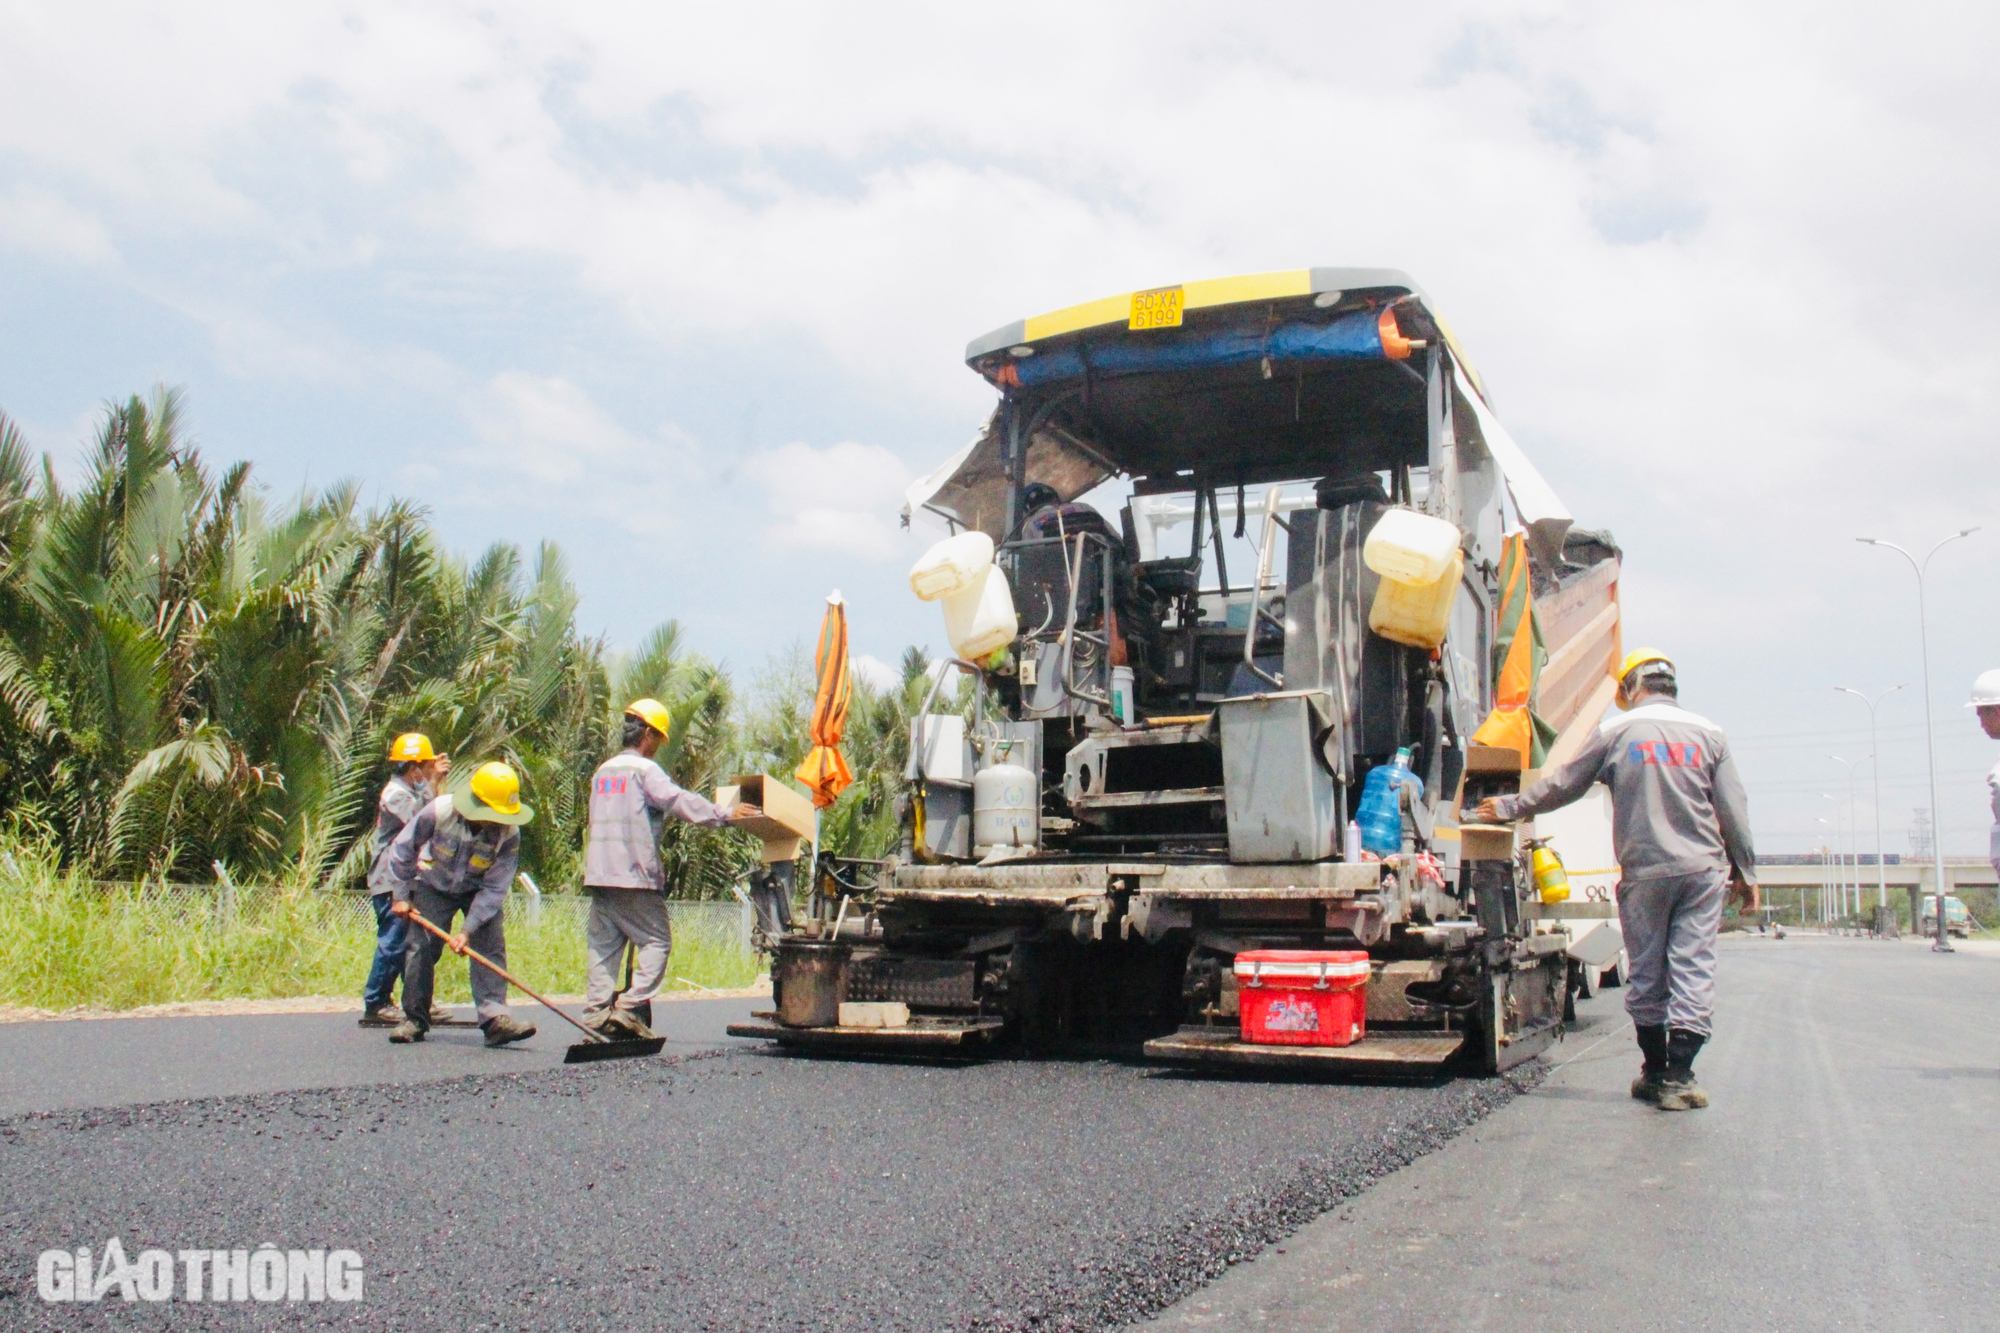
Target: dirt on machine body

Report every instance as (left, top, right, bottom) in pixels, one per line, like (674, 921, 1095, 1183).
(731, 268, 1624, 1075)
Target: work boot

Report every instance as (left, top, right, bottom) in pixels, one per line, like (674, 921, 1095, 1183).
(359, 1003, 404, 1028)
(1631, 1024, 1669, 1104)
(428, 1005, 457, 1026)
(602, 1008, 656, 1041)
(482, 1015, 537, 1048)
(1657, 1028, 1709, 1111)
(387, 1018, 426, 1044)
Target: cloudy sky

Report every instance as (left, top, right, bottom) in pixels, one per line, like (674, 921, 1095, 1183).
(2, 2, 1997, 855)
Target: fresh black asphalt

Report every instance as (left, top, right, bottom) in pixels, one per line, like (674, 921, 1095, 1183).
(0, 1002, 1524, 1330)
(0, 997, 760, 1116)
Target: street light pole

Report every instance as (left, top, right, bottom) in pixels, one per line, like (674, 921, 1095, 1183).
(1835, 684, 1906, 917)
(1829, 757, 1861, 919)
(1860, 529, 1978, 952)
(1823, 794, 1848, 923)
(1815, 818, 1833, 925)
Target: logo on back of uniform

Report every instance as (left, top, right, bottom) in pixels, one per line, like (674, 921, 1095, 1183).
(594, 776, 629, 796)
(1628, 740, 1703, 767)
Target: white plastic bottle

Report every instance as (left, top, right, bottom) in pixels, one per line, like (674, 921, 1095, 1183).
(908, 531, 995, 602)
(942, 566, 1019, 661)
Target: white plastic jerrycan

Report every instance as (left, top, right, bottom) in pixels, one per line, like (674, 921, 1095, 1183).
(909, 531, 995, 602)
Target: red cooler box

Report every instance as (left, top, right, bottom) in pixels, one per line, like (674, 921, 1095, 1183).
(1234, 949, 1371, 1047)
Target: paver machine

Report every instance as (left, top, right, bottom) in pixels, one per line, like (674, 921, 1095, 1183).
(730, 268, 1624, 1074)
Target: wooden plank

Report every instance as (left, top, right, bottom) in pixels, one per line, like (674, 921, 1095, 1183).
(1539, 601, 1620, 724)
(1143, 1028, 1465, 1069)
(1540, 674, 1619, 771)
(1536, 560, 1618, 646)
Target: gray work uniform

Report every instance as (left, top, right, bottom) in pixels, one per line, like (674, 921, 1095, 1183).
(1493, 700, 1756, 1036)
(581, 750, 731, 1020)
(365, 774, 432, 895)
(1988, 759, 2000, 874)
(385, 796, 521, 1027)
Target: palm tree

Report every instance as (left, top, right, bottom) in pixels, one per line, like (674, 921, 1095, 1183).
(0, 386, 937, 897)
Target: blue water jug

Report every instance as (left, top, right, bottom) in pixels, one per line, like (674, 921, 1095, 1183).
(1354, 748, 1423, 856)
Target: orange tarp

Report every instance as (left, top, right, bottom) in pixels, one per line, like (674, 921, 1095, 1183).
(1469, 533, 1557, 768)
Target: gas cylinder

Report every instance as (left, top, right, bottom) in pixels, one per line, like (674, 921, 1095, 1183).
(973, 753, 1039, 855)
(1531, 842, 1570, 904)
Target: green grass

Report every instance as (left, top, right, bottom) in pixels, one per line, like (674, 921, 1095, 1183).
(0, 839, 763, 1011)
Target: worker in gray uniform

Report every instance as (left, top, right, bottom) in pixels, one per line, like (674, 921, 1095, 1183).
(580, 698, 758, 1038)
(360, 732, 450, 1027)
(1476, 648, 1755, 1112)
(1970, 670, 2000, 881)
(385, 761, 538, 1048)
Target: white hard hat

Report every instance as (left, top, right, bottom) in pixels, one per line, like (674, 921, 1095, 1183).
(1969, 669, 2000, 708)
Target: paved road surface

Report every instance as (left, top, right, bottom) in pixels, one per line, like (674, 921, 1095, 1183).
(0, 1009, 1519, 1329)
(0, 998, 761, 1116)
(1140, 934, 2000, 1332)
(4, 935, 1987, 1330)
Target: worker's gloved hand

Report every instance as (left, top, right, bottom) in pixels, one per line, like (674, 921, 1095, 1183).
(448, 933, 469, 957)
(390, 899, 414, 918)
(1471, 798, 1503, 824)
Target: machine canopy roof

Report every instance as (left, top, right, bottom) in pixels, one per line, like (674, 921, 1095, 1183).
(907, 268, 1566, 551)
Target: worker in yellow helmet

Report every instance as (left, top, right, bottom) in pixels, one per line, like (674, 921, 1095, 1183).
(579, 699, 760, 1038)
(1476, 649, 1755, 1112)
(360, 733, 451, 1027)
(385, 761, 538, 1048)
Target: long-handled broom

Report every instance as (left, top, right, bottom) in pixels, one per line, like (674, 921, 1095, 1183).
(401, 907, 665, 1063)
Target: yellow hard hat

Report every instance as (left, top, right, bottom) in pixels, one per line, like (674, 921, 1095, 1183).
(388, 732, 436, 763)
(624, 698, 672, 741)
(454, 761, 534, 826)
(1615, 647, 1675, 709)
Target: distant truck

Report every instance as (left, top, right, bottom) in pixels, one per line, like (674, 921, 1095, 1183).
(732, 268, 1622, 1075)
(1921, 894, 1972, 939)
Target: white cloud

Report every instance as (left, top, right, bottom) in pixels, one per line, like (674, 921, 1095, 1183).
(463, 371, 659, 482)
(742, 440, 912, 560)
(4, 3, 2000, 848)
(849, 653, 898, 691)
(0, 187, 115, 263)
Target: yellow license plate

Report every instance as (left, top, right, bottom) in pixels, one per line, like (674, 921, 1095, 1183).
(1129, 285, 1185, 330)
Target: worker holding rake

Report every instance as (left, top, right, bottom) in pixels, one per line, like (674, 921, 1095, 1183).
(385, 761, 539, 1049)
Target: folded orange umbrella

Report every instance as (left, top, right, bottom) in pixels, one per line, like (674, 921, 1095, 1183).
(795, 591, 854, 809)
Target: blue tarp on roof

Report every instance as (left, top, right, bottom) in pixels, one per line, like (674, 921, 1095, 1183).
(1010, 308, 1390, 389)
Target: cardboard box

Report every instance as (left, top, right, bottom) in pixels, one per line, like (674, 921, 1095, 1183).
(716, 773, 818, 864)
(1465, 743, 1525, 774)
(1459, 823, 1517, 863)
